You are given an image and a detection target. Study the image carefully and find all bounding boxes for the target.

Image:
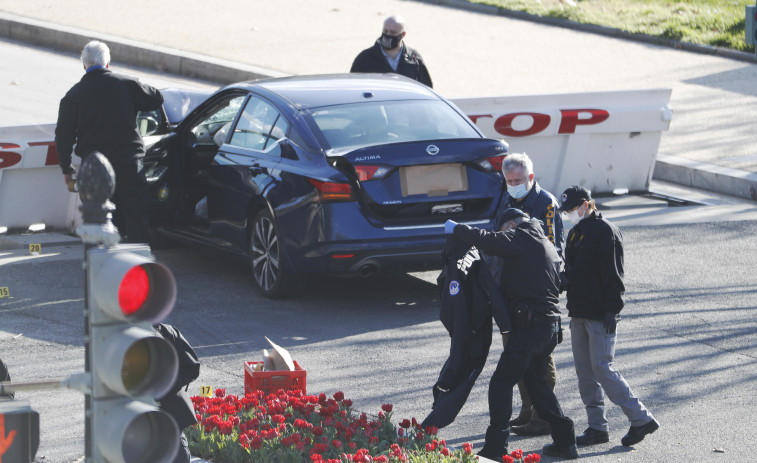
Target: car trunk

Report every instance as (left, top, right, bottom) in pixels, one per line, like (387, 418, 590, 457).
(334, 139, 506, 224)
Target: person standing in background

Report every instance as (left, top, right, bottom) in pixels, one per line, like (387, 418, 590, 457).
(350, 15, 433, 87)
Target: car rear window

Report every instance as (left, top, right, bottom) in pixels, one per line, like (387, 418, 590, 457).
(307, 100, 480, 152)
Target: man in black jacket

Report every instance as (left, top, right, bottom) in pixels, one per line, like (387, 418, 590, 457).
(55, 40, 164, 243)
(560, 185, 659, 449)
(446, 209, 578, 460)
(350, 15, 433, 87)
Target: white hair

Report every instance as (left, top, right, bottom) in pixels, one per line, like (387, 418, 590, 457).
(81, 40, 110, 69)
(503, 152, 533, 177)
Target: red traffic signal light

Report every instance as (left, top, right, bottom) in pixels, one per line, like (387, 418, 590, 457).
(87, 244, 180, 462)
(89, 244, 176, 324)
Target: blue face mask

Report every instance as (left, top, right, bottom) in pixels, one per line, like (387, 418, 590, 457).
(507, 182, 529, 199)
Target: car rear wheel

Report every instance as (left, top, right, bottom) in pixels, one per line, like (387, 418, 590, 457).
(249, 209, 303, 298)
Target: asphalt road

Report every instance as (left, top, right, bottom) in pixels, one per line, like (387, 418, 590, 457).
(2, 219, 757, 462)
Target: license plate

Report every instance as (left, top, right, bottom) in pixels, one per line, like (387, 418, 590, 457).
(399, 163, 468, 197)
(432, 203, 464, 215)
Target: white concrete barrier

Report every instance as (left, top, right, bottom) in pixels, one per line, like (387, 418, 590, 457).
(451, 88, 673, 196)
(0, 124, 80, 232)
(0, 89, 672, 232)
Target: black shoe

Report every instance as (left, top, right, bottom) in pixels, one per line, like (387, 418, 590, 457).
(542, 443, 579, 460)
(621, 419, 659, 447)
(509, 411, 532, 427)
(576, 427, 610, 446)
(477, 448, 507, 461)
(511, 419, 551, 436)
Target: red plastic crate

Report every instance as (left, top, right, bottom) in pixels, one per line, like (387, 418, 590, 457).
(244, 360, 307, 395)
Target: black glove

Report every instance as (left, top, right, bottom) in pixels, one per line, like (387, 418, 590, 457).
(604, 312, 619, 334)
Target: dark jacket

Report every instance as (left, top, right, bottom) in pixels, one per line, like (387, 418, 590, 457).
(155, 323, 201, 430)
(55, 68, 164, 174)
(494, 181, 564, 255)
(453, 219, 564, 319)
(564, 211, 625, 320)
(350, 41, 433, 87)
(422, 238, 509, 429)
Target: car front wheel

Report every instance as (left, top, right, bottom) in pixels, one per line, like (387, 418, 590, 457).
(248, 209, 303, 298)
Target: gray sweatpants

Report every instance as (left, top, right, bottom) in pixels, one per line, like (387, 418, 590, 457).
(570, 317, 654, 431)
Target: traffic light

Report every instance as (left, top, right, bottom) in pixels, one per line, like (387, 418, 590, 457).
(0, 400, 39, 462)
(747, 4, 757, 46)
(87, 243, 180, 463)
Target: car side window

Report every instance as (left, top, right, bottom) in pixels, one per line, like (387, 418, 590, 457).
(230, 96, 288, 155)
(190, 95, 245, 146)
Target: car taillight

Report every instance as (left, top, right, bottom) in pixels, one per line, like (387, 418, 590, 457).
(309, 179, 355, 201)
(354, 165, 391, 181)
(475, 154, 507, 172)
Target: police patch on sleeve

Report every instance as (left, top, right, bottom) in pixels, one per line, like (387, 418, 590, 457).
(449, 280, 460, 296)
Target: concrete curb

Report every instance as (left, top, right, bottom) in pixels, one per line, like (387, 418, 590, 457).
(1, 10, 756, 204)
(0, 12, 287, 84)
(654, 154, 757, 201)
(416, 0, 757, 64)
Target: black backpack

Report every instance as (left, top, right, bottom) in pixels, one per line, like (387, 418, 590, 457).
(154, 324, 201, 395)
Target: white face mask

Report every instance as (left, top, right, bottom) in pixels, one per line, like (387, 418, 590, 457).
(507, 182, 529, 199)
(564, 210, 582, 224)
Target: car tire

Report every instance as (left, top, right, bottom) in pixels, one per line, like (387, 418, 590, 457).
(249, 209, 304, 298)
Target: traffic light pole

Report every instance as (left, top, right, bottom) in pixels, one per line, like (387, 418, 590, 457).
(75, 152, 120, 462)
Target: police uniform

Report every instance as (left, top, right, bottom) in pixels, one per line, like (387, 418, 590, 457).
(451, 214, 576, 459)
(494, 181, 563, 255)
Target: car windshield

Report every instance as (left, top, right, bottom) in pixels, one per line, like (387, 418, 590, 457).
(307, 100, 480, 154)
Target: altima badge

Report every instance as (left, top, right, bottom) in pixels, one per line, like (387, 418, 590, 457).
(426, 145, 439, 155)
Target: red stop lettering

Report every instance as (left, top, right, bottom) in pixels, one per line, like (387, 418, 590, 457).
(558, 109, 609, 134)
(468, 114, 493, 124)
(0, 143, 22, 169)
(28, 141, 59, 166)
(494, 112, 551, 137)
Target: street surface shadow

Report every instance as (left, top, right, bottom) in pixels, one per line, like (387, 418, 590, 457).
(683, 66, 757, 97)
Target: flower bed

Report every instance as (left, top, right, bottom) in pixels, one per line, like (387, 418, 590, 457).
(188, 388, 540, 463)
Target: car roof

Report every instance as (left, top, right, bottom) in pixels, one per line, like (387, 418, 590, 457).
(224, 73, 441, 109)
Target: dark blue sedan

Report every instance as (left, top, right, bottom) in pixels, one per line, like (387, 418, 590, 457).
(141, 74, 508, 298)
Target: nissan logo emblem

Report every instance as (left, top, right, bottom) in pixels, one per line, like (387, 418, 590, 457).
(426, 145, 440, 155)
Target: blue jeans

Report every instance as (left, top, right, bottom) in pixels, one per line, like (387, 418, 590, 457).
(482, 318, 575, 456)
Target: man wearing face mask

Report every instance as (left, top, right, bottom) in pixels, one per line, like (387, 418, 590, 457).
(492, 153, 563, 437)
(495, 153, 563, 255)
(350, 15, 433, 87)
(559, 185, 659, 449)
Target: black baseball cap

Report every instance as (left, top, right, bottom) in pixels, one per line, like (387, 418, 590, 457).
(499, 208, 529, 223)
(559, 185, 592, 211)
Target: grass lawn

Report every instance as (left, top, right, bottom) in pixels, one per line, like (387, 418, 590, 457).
(469, 0, 755, 52)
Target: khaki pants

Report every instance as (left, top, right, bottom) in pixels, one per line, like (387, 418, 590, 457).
(516, 353, 557, 421)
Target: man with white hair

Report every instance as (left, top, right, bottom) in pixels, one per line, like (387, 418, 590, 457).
(55, 40, 163, 243)
(350, 15, 433, 87)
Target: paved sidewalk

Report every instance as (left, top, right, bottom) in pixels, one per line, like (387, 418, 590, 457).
(1, 0, 756, 201)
